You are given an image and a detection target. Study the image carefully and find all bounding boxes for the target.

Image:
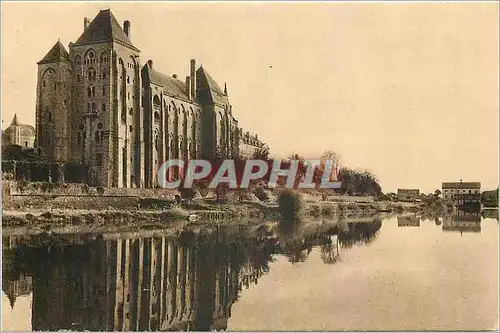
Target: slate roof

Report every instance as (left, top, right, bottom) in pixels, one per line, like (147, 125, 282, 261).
(143, 65, 190, 100)
(197, 66, 229, 106)
(442, 182, 481, 189)
(38, 40, 70, 64)
(74, 9, 138, 51)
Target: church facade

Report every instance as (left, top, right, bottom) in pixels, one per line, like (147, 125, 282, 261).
(36, 9, 262, 188)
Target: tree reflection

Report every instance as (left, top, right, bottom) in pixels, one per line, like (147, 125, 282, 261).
(319, 235, 340, 264)
(337, 219, 382, 249)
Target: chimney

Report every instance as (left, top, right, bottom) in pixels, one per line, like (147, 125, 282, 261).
(190, 59, 196, 100)
(147, 60, 153, 69)
(124, 20, 131, 40)
(172, 74, 177, 79)
(186, 76, 192, 101)
(84, 17, 90, 30)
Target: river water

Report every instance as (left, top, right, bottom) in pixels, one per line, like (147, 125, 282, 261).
(2, 213, 498, 331)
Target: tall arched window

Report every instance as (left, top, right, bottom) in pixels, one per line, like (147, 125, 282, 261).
(88, 68, 96, 81)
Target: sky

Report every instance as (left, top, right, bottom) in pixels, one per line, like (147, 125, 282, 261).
(1, 2, 498, 193)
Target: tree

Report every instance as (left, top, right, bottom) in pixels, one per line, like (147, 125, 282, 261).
(287, 153, 304, 161)
(252, 145, 270, 160)
(321, 150, 341, 170)
(434, 189, 442, 197)
(338, 168, 382, 196)
(481, 188, 499, 207)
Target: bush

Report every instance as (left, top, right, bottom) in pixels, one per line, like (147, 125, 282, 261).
(309, 204, 321, 217)
(321, 204, 334, 216)
(81, 183, 90, 194)
(163, 207, 189, 220)
(277, 189, 304, 221)
(97, 186, 105, 196)
(254, 187, 270, 202)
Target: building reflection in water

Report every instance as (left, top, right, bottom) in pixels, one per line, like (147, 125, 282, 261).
(397, 216, 421, 227)
(442, 209, 482, 234)
(2, 220, 382, 332)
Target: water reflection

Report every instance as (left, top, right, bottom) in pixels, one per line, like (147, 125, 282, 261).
(397, 216, 420, 227)
(2, 219, 382, 331)
(442, 210, 482, 234)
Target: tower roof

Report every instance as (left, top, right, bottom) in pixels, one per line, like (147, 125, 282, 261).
(197, 66, 224, 94)
(74, 9, 139, 51)
(37, 40, 70, 65)
(196, 67, 229, 106)
(11, 114, 19, 126)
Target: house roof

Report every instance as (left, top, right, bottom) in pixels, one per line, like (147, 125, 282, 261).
(442, 182, 481, 189)
(74, 9, 138, 51)
(38, 40, 70, 64)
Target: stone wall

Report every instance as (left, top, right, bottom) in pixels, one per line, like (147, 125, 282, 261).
(2, 180, 177, 210)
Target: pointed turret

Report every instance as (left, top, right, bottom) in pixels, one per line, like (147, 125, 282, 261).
(37, 40, 70, 65)
(10, 114, 19, 126)
(224, 82, 227, 95)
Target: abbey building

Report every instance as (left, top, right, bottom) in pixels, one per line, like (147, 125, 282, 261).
(36, 9, 267, 188)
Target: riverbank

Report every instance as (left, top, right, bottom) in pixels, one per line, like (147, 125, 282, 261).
(2, 197, 420, 234)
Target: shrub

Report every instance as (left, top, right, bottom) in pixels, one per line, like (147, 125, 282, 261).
(163, 207, 190, 220)
(97, 186, 105, 196)
(254, 187, 270, 202)
(180, 188, 196, 202)
(81, 183, 90, 194)
(277, 189, 304, 221)
(309, 204, 321, 217)
(321, 204, 334, 216)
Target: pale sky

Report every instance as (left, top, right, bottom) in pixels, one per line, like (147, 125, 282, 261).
(1, 2, 498, 193)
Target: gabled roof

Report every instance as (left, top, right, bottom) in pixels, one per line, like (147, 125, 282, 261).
(37, 40, 70, 64)
(197, 66, 224, 94)
(74, 9, 138, 51)
(196, 66, 230, 106)
(143, 64, 190, 100)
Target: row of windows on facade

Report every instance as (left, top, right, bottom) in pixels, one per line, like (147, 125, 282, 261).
(86, 102, 106, 113)
(152, 100, 203, 118)
(86, 86, 106, 97)
(443, 189, 479, 194)
(76, 131, 105, 146)
(75, 130, 200, 161)
(77, 68, 106, 82)
(73, 51, 109, 66)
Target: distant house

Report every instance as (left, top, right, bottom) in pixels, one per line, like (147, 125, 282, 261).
(442, 182, 481, 206)
(397, 189, 419, 202)
(238, 129, 268, 159)
(2, 114, 35, 150)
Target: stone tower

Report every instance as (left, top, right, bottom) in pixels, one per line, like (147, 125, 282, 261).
(68, 9, 143, 187)
(35, 40, 72, 161)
